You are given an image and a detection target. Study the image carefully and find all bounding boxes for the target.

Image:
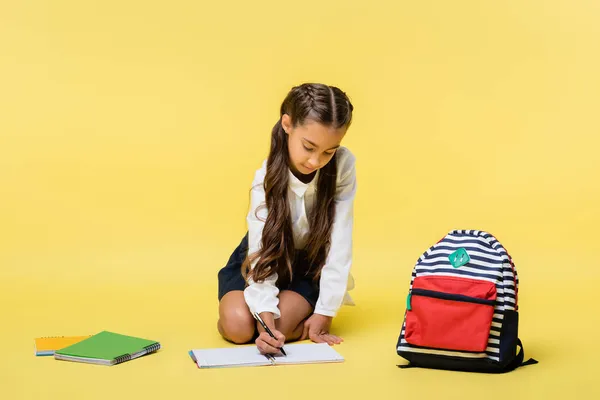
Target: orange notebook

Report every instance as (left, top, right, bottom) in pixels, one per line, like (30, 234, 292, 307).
(34, 336, 91, 356)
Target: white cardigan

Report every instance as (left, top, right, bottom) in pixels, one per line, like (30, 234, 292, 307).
(243, 146, 357, 319)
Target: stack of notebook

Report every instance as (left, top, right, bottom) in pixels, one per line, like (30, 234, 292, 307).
(35, 331, 160, 366)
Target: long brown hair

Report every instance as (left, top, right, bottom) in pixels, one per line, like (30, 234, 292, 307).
(243, 83, 354, 286)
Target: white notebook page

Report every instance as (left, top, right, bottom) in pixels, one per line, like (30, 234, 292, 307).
(273, 343, 344, 364)
(191, 343, 344, 368)
(192, 346, 270, 368)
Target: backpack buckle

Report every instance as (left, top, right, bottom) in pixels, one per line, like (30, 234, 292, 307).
(449, 248, 470, 268)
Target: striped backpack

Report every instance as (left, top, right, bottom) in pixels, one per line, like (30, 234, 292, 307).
(396, 229, 538, 372)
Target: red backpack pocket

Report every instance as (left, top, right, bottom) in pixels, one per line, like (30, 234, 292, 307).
(405, 276, 497, 352)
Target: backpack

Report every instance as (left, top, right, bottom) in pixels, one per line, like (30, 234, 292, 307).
(396, 229, 538, 373)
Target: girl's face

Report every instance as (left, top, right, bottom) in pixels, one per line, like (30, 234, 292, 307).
(282, 114, 346, 177)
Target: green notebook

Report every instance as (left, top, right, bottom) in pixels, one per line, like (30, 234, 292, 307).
(54, 331, 160, 366)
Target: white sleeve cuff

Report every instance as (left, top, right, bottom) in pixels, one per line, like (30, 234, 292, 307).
(313, 307, 337, 317)
(243, 274, 281, 319)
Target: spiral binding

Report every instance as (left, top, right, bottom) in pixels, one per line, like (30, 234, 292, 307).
(37, 336, 77, 339)
(113, 343, 160, 365)
(143, 343, 161, 354)
(114, 354, 132, 364)
(35, 335, 91, 341)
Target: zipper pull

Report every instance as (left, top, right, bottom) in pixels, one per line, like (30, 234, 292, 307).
(406, 291, 412, 311)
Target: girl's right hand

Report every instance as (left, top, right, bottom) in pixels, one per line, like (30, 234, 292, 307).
(255, 329, 285, 355)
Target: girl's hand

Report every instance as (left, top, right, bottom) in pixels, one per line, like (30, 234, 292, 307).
(255, 329, 285, 355)
(300, 314, 343, 345)
(254, 312, 285, 355)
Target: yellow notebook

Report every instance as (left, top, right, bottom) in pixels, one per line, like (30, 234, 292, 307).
(34, 336, 91, 356)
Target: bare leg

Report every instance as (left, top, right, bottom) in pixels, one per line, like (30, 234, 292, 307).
(275, 290, 313, 342)
(217, 291, 255, 344)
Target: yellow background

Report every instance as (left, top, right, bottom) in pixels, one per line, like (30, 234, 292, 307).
(1, 1, 599, 398)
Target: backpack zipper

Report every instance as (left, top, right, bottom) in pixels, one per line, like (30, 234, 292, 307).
(409, 288, 496, 307)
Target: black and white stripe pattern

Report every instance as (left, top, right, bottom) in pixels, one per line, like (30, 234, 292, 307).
(397, 230, 518, 363)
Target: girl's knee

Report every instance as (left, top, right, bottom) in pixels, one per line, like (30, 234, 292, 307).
(219, 306, 255, 344)
(276, 315, 304, 341)
(275, 319, 293, 339)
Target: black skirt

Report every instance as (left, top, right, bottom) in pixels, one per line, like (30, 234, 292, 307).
(217, 233, 320, 309)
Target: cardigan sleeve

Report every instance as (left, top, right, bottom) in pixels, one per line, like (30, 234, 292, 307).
(313, 150, 357, 317)
(242, 161, 282, 319)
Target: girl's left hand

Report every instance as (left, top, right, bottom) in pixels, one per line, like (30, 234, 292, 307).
(300, 314, 343, 345)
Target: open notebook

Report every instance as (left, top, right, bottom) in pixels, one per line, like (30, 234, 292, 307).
(189, 343, 344, 368)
